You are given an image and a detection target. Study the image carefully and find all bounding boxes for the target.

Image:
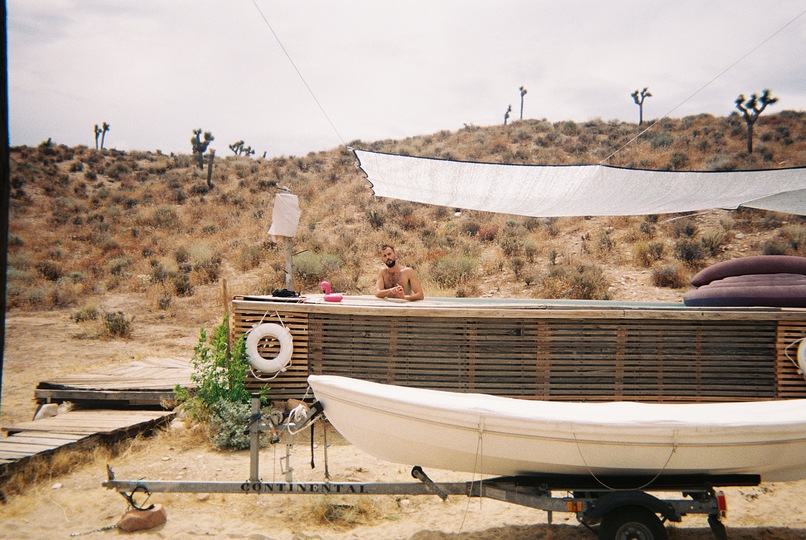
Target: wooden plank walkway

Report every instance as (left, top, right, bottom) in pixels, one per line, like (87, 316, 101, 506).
(2, 357, 191, 490)
(0, 409, 175, 481)
(35, 356, 194, 406)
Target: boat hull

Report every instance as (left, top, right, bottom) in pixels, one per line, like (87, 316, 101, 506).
(309, 374, 806, 482)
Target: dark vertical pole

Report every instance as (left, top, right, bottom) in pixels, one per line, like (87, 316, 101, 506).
(0, 0, 10, 409)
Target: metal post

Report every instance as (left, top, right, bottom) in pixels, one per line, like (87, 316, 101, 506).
(249, 396, 260, 483)
(284, 237, 294, 291)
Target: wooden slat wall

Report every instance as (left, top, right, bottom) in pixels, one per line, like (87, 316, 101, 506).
(232, 301, 806, 403)
(232, 309, 310, 399)
(308, 314, 781, 402)
(776, 323, 806, 398)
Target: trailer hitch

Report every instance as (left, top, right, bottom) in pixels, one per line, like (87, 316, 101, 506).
(106, 465, 154, 511)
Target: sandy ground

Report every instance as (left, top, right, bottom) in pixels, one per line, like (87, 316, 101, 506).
(3, 296, 806, 539)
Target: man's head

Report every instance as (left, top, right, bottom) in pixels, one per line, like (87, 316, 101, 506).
(380, 244, 397, 268)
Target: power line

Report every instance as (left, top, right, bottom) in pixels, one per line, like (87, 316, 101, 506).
(250, 0, 347, 148)
(600, 8, 806, 165)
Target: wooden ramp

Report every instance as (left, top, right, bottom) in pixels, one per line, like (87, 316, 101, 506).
(35, 356, 194, 407)
(0, 409, 175, 481)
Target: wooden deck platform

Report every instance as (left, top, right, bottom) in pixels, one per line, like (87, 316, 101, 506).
(0, 409, 175, 484)
(34, 356, 194, 407)
(2, 356, 193, 492)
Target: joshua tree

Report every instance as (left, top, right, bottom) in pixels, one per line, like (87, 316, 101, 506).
(519, 86, 527, 120)
(93, 124, 102, 150)
(206, 149, 215, 189)
(100, 122, 110, 150)
(191, 129, 215, 170)
(631, 88, 652, 126)
(229, 140, 255, 157)
(504, 104, 512, 125)
(735, 89, 778, 154)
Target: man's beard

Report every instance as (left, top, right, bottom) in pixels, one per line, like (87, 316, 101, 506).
(385, 260, 396, 268)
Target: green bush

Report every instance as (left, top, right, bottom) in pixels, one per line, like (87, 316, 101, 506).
(175, 316, 270, 449)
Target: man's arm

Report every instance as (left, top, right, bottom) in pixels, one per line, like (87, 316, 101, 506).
(404, 269, 424, 301)
(375, 271, 402, 298)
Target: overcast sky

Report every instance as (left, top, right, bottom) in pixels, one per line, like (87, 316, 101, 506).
(7, 1, 806, 158)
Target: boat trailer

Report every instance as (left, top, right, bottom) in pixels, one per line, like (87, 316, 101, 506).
(103, 397, 760, 540)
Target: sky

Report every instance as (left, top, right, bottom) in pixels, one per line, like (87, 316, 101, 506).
(7, 1, 806, 159)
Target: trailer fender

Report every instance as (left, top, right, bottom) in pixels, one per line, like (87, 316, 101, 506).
(585, 490, 680, 523)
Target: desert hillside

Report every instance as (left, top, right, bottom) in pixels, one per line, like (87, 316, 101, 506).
(6, 111, 806, 316)
(2, 112, 806, 539)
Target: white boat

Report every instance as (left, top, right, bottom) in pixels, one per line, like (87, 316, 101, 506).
(308, 374, 806, 482)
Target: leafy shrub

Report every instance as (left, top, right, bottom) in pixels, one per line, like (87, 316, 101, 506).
(430, 255, 477, 287)
(175, 317, 270, 449)
(652, 265, 688, 288)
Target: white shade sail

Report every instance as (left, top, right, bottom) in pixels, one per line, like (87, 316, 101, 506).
(354, 149, 806, 217)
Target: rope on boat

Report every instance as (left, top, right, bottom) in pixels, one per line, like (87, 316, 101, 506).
(460, 416, 487, 532)
(573, 430, 678, 491)
(785, 337, 806, 377)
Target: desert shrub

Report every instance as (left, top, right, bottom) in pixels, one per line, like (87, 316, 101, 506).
(430, 255, 477, 287)
(761, 240, 788, 255)
(366, 210, 384, 229)
(778, 225, 806, 254)
(701, 231, 726, 256)
(72, 303, 99, 322)
(632, 241, 653, 267)
(462, 220, 481, 237)
(652, 265, 688, 288)
(37, 261, 63, 281)
(674, 239, 705, 266)
(174, 316, 270, 449)
(173, 272, 194, 297)
(671, 219, 698, 238)
(540, 264, 610, 300)
(478, 223, 499, 242)
(190, 243, 222, 284)
(293, 252, 342, 287)
(508, 256, 526, 278)
(598, 230, 616, 253)
(650, 133, 674, 149)
(103, 311, 133, 338)
(108, 256, 132, 276)
(237, 243, 264, 271)
(174, 246, 190, 264)
(150, 206, 179, 228)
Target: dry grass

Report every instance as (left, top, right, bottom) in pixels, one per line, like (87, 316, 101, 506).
(8, 111, 806, 310)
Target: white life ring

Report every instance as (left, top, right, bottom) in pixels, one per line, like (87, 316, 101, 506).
(246, 323, 293, 373)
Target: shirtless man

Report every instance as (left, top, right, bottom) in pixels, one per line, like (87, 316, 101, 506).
(375, 244, 424, 301)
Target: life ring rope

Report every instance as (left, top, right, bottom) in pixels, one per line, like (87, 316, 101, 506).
(246, 322, 293, 377)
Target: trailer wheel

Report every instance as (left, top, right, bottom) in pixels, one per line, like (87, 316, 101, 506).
(598, 506, 667, 540)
